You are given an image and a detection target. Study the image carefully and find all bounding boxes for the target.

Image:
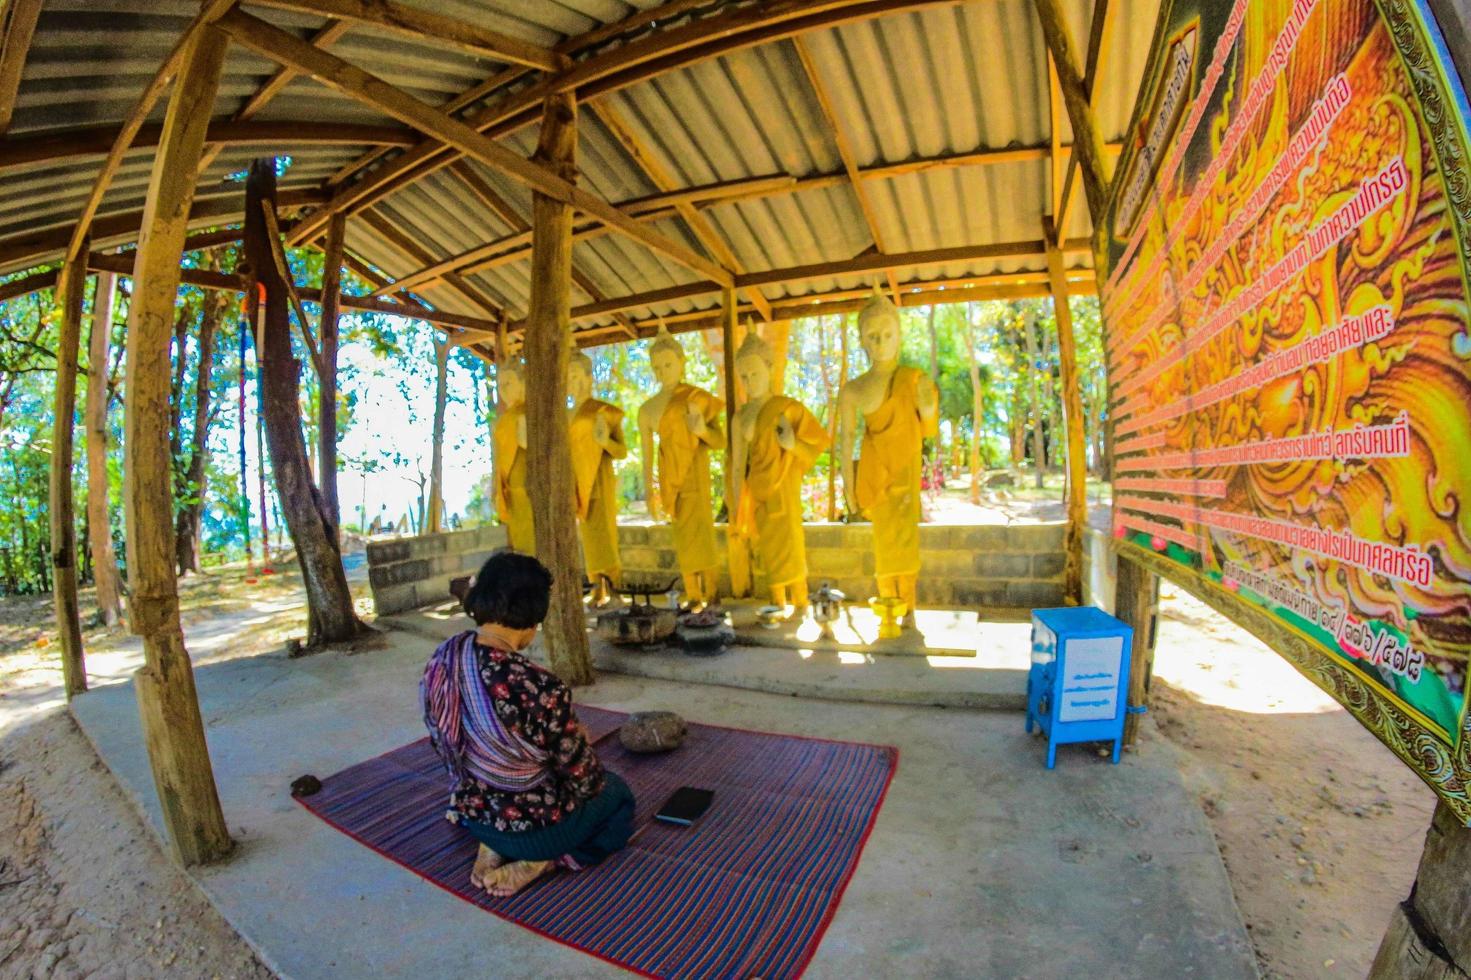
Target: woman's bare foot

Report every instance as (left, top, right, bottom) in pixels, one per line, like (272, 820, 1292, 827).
(470, 844, 505, 890)
(482, 859, 554, 897)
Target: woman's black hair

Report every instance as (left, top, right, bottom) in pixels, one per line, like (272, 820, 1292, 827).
(462, 551, 553, 629)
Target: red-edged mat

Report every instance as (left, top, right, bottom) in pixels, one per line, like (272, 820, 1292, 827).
(297, 706, 897, 979)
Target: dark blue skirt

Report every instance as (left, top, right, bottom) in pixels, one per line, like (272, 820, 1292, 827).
(461, 771, 635, 868)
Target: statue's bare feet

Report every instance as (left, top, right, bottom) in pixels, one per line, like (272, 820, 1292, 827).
(470, 843, 505, 890)
(482, 859, 554, 897)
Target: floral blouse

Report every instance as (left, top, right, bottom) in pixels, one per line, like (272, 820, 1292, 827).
(443, 643, 604, 833)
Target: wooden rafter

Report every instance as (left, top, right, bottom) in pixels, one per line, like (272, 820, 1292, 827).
(241, 0, 561, 71)
(1048, 52, 1066, 219)
(444, 159, 634, 333)
(0, 119, 416, 175)
(356, 207, 511, 318)
(1054, 0, 1116, 244)
(0, 188, 326, 275)
(793, 35, 901, 304)
(591, 100, 773, 321)
(1031, 0, 1110, 226)
(0, 0, 42, 135)
(513, 237, 1094, 326)
(84, 250, 499, 338)
(197, 18, 354, 175)
(284, 0, 957, 246)
(258, 200, 322, 363)
(62, 0, 239, 265)
(218, 8, 734, 288)
(372, 141, 1122, 297)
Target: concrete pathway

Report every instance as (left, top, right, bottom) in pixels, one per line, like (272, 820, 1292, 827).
(70, 628, 1256, 979)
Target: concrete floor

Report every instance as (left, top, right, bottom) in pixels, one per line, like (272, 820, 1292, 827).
(71, 629, 1258, 979)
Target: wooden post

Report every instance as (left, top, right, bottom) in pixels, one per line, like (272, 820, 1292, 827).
(1023, 306, 1046, 489)
(523, 92, 593, 686)
(1031, 0, 1110, 226)
(1369, 802, 1471, 978)
(318, 212, 345, 537)
(121, 24, 232, 866)
(1046, 224, 1087, 604)
(427, 333, 450, 533)
(51, 249, 88, 697)
(244, 159, 365, 646)
(722, 286, 751, 598)
(1115, 552, 1159, 746)
(86, 268, 125, 626)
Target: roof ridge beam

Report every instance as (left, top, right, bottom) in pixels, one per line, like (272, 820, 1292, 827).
(218, 7, 733, 287)
(239, 0, 562, 71)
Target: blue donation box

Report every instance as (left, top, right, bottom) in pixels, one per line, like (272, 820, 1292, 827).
(1026, 607, 1134, 768)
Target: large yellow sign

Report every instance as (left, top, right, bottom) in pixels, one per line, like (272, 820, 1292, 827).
(1103, 0, 1471, 817)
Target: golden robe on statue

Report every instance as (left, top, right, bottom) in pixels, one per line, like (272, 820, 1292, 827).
(494, 405, 535, 553)
(855, 366, 938, 578)
(736, 397, 829, 589)
(569, 399, 626, 578)
(657, 384, 724, 577)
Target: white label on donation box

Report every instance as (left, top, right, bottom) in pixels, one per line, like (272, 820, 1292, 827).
(1058, 636, 1123, 722)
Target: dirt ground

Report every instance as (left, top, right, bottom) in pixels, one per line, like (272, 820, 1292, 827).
(1149, 587, 1437, 979)
(0, 550, 1441, 979)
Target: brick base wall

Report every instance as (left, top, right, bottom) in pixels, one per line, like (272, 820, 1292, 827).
(367, 521, 1068, 615)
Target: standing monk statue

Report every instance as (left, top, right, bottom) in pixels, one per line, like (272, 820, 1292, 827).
(567, 352, 627, 606)
(730, 332, 829, 617)
(493, 363, 535, 553)
(837, 292, 939, 627)
(637, 330, 724, 610)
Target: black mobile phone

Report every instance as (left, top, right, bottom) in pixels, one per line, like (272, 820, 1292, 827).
(655, 787, 714, 826)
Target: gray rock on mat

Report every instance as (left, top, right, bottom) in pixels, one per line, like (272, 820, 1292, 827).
(619, 711, 687, 753)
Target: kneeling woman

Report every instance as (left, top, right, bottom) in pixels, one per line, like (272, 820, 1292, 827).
(421, 552, 634, 896)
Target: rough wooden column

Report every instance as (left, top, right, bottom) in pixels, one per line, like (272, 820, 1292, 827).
(426, 333, 450, 533)
(121, 24, 232, 866)
(1370, 802, 1471, 978)
(523, 92, 593, 686)
(722, 286, 751, 598)
(51, 249, 88, 697)
(317, 211, 345, 537)
(1114, 552, 1159, 746)
(86, 268, 125, 627)
(1045, 225, 1087, 603)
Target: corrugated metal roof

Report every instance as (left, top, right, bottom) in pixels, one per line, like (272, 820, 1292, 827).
(1, 0, 1161, 335)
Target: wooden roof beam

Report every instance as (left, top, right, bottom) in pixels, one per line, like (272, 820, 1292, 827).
(511, 237, 1094, 327)
(197, 18, 354, 174)
(1031, 0, 1110, 226)
(285, 0, 957, 246)
(793, 36, 902, 305)
(240, 0, 562, 71)
(62, 0, 239, 266)
(356, 207, 511, 318)
(219, 8, 734, 288)
(0, 119, 418, 174)
(591, 100, 773, 321)
(0, 0, 42, 135)
(1055, 0, 1116, 244)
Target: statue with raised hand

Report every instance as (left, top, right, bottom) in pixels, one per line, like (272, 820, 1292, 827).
(730, 332, 829, 617)
(566, 352, 627, 606)
(493, 362, 535, 554)
(636, 329, 724, 610)
(836, 292, 939, 626)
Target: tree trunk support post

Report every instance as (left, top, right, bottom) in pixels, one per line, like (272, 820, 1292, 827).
(1045, 222, 1087, 604)
(244, 159, 365, 646)
(51, 246, 89, 697)
(1369, 802, 1471, 979)
(86, 268, 126, 626)
(523, 92, 594, 686)
(318, 211, 345, 538)
(1114, 552, 1159, 747)
(121, 23, 233, 867)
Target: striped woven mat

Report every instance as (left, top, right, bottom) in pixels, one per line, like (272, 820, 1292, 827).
(298, 705, 897, 979)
